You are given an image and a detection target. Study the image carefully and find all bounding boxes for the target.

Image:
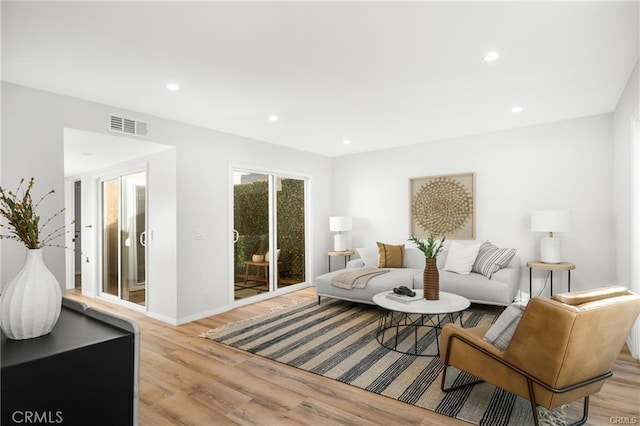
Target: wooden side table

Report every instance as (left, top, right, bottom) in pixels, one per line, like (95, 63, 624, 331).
(244, 261, 281, 286)
(328, 250, 354, 272)
(527, 261, 576, 297)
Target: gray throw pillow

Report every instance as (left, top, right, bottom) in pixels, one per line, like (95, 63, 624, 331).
(483, 303, 526, 350)
(472, 240, 516, 279)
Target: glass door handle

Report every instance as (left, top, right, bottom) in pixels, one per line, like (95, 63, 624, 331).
(139, 231, 147, 247)
(233, 229, 239, 243)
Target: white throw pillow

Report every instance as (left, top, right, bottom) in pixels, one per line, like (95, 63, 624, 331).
(443, 241, 482, 275)
(355, 247, 379, 268)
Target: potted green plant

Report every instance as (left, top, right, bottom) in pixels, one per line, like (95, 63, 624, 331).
(409, 233, 446, 300)
(409, 233, 446, 259)
(0, 177, 78, 339)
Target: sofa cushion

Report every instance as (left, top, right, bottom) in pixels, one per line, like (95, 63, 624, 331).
(356, 246, 379, 267)
(432, 270, 516, 305)
(377, 242, 404, 268)
(403, 247, 425, 269)
(443, 241, 481, 275)
(472, 241, 517, 279)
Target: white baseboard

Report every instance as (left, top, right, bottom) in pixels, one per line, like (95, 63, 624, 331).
(150, 282, 312, 325)
(176, 305, 233, 325)
(147, 310, 179, 326)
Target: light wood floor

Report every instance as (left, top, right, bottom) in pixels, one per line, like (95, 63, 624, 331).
(65, 287, 640, 426)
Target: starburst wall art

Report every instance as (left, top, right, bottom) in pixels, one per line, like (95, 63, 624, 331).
(409, 172, 475, 240)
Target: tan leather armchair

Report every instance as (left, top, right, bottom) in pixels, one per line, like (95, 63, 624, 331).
(440, 286, 640, 426)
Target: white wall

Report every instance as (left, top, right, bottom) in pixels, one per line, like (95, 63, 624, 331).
(613, 60, 639, 289)
(333, 114, 615, 296)
(146, 148, 178, 322)
(2, 83, 67, 286)
(613, 59, 639, 358)
(1, 82, 334, 324)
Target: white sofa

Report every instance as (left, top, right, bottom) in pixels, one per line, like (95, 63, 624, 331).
(314, 245, 521, 306)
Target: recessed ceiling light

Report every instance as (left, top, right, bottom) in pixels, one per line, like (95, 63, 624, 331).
(512, 106, 523, 113)
(482, 51, 500, 62)
(343, 140, 351, 145)
(166, 82, 180, 91)
(81, 152, 94, 156)
(269, 115, 279, 122)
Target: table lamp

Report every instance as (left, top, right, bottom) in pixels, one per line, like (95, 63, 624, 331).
(530, 210, 571, 263)
(329, 216, 352, 252)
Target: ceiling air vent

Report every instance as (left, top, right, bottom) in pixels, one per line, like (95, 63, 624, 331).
(108, 114, 149, 137)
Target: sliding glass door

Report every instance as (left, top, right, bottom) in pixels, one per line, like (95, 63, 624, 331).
(232, 170, 307, 300)
(101, 170, 147, 306)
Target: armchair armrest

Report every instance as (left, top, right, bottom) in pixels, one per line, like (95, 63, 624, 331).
(440, 323, 522, 395)
(440, 323, 504, 364)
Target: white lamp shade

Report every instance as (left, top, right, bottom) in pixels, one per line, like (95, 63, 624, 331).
(329, 216, 352, 232)
(530, 210, 572, 233)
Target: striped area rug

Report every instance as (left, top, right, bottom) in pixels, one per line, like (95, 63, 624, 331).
(202, 298, 564, 426)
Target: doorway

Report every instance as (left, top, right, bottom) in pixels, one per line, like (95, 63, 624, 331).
(74, 180, 82, 289)
(232, 170, 308, 300)
(100, 170, 147, 306)
(64, 127, 177, 320)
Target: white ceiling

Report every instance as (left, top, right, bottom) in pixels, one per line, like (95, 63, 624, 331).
(2, 1, 639, 157)
(64, 128, 174, 177)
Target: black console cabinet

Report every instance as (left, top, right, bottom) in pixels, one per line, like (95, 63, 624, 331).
(1, 298, 139, 425)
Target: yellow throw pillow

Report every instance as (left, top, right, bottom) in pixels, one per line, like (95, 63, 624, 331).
(376, 242, 405, 268)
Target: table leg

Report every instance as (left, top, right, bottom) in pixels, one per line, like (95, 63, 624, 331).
(244, 264, 249, 285)
(433, 315, 441, 356)
(568, 270, 571, 292)
(264, 264, 269, 286)
(394, 312, 401, 350)
(377, 311, 386, 343)
(529, 268, 532, 298)
(550, 271, 554, 297)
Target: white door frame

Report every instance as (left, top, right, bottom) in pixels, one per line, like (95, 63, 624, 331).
(630, 113, 640, 358)
(64, 178, 80, 290)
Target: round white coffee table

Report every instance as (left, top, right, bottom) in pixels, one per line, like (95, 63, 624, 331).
(372, 290, 470, 357)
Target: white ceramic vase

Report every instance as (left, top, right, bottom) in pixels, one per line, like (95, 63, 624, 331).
(0, 249, 62, 340)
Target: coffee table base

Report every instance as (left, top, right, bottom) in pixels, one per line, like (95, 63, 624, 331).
(375, 310, 464, 357)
